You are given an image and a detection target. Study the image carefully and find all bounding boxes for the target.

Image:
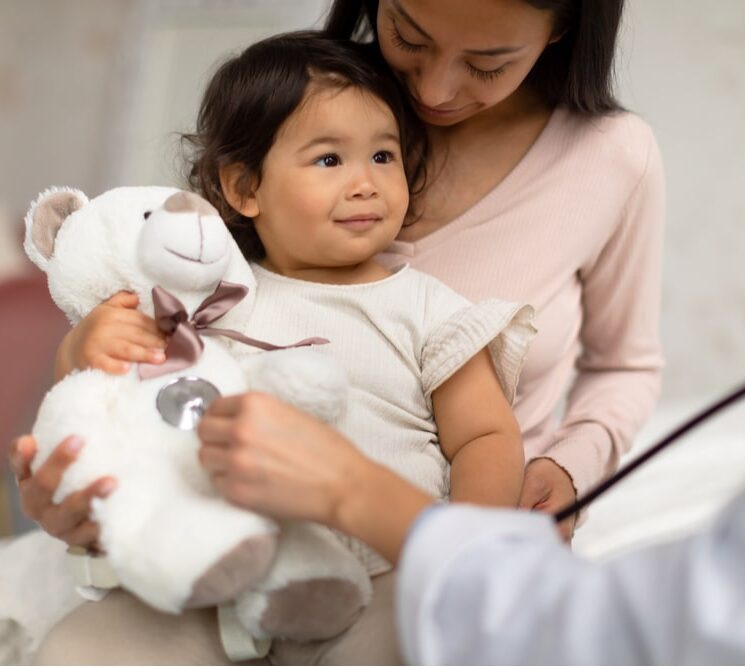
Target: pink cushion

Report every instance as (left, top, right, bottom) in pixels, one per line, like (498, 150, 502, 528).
(0, 272, 69, 469)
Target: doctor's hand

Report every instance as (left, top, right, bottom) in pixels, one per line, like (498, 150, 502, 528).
(197, 392, 433, 563)
(197, 392, 369, 525)
(7, 434, 115, 550)
(519, 457, 577, 542)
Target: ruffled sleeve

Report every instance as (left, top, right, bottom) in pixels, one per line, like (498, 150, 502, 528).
(421, 299, 536, 406)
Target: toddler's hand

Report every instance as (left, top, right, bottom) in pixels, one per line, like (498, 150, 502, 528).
(55, 291, 166, 379)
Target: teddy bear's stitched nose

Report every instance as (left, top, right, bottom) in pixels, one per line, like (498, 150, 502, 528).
(164, 191, 218, 217)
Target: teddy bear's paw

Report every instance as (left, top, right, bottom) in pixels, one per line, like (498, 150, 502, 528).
(245, 577, 366, 641)
(185, 534, 277, 608)
(245, 348, 348, 424)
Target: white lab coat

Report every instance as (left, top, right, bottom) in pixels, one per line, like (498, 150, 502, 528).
(397, 490, 745, 665)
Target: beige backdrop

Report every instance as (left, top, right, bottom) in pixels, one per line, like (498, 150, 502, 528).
(0, 0, 743, 408)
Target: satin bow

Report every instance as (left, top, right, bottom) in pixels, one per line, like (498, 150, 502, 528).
(138, 281, 328, 380)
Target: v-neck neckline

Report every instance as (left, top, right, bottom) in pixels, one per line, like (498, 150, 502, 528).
(387, 106, 563, 256)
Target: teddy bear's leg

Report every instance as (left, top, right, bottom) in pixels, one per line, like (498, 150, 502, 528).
(179, 500, 279, 609)
(184, 529, 277, 609)
(233, 522, 372, 642)
(95, 469, 279, 613)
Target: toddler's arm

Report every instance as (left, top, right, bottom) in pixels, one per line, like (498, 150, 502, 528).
(432, 348, 524, 506)
(55, 291, 166, 381)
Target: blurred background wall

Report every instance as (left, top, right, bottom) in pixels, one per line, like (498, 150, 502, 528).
(0, 0, 743, 534)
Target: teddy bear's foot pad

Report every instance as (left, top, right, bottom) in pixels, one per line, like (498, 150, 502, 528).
(186, 535, 277, 608)
(258, 578, 365, 641)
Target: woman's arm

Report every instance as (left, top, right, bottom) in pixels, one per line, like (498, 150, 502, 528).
(197, 392, 434, 563)
(432, 349, 524, 506)
(522, 128, 666, 524)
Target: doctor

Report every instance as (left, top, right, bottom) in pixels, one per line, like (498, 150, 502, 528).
(193, 392, 745, 665)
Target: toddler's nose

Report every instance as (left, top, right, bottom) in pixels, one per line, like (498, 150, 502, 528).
(349, 168, 378, 199)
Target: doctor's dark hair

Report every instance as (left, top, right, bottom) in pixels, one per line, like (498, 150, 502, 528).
(324, 0, 625, 115)
(183, 31, 427, 260)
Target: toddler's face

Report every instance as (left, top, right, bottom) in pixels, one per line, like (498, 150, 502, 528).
(248, 86, 409, 275)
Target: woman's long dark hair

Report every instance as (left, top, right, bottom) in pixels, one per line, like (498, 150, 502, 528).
(324, 0, 624, 115)
(183, 31, 427, 260)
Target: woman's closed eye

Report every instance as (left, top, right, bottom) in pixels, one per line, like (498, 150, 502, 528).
(389, 24, 424, 53)
(389, 21, 508, 83)
(466, 63, 508, 82)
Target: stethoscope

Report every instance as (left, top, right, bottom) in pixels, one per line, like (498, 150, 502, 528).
(554, 381, 745, 524)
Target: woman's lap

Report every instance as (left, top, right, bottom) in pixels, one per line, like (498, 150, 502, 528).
(34, 589, 233, 666)
(34, 572, 402, 666)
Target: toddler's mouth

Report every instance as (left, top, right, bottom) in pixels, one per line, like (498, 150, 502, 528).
(334, 215, 383, 231)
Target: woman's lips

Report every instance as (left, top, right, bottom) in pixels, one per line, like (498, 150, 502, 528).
(414, 99, 470, 118)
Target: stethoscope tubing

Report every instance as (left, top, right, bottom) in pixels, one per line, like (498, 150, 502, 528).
(554, 381, 745, 523)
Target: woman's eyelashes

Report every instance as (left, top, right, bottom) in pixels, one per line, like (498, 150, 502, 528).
(388, 24, 424, 53)
(466, 63, 507, 82)
(389, 22, 508, 83)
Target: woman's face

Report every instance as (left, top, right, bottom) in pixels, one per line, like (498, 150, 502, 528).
(377, 0, 557, 126)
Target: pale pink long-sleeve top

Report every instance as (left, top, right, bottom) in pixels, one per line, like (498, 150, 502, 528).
(378, 107, 666, 496)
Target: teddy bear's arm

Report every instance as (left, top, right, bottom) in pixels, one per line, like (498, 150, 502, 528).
(238, 348, 348, 425)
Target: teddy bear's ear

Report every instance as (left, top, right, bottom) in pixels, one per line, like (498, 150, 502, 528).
(24, 187, 88, 270)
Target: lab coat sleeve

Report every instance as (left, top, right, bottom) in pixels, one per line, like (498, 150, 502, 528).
(397, 492, 745, 665)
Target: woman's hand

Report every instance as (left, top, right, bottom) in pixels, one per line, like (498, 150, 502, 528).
(7, 435, 116, 549)
(55, 291, 166, 381)
(519, 458, 577, 542)
(197, 392, 434, 563)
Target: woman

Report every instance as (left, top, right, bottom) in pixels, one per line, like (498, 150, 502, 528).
(323, 0, 664, 536)
(9, 0, 664, 663)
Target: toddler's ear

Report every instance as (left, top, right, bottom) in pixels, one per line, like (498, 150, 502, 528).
(24, 187, 88, 270)
(219, 164, 260, 218)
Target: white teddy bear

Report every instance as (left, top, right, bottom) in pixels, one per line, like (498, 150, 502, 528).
(24, 186, 372, 646)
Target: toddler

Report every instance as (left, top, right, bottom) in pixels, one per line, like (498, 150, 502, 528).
(55, 31, 535, 665)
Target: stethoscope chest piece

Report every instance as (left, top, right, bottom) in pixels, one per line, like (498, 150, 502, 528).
(156, 376, 221, 430)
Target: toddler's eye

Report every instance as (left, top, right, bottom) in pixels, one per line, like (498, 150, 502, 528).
(372, 151, 395, 164)
(315, 154, 341, 167)
(143, 211, 152, 220)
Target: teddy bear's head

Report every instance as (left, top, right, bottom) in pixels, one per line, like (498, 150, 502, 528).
(24, 186, 256, 326)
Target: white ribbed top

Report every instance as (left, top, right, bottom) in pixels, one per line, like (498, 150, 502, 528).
(248, 263, 535, 574)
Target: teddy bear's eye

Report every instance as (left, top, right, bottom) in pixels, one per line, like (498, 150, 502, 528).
(143, 211, 152, 220)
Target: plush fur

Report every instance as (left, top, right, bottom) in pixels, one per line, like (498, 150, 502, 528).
(24, 186, 371, 641)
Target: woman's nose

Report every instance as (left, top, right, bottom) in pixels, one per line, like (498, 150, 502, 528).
(412, 58, 459, 108)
